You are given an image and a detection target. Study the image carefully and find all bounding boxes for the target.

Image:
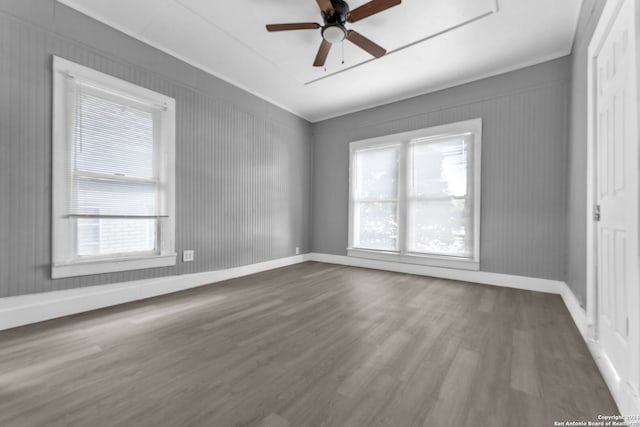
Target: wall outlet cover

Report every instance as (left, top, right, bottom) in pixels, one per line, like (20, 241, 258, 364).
(183, 250, 195, 262)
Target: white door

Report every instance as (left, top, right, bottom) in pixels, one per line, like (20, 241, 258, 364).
(595, 0, 639, 390)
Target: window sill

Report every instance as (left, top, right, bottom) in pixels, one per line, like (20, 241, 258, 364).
(347, 248, 479, 271)
(52, 253, 177, 279)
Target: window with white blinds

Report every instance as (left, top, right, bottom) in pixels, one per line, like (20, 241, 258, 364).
(52, 57, 176, 278)
(348, 119, 481, 270)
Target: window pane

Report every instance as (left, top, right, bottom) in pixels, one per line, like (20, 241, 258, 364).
(408, 199, 471, 257)
(77, 218, 157, 256)
(355, 202, 398, 251)
(76, 179, 158, 216)
(76, 90, 155, 178)
(355, 147, 399, 199)
(411, 137, 468, 197)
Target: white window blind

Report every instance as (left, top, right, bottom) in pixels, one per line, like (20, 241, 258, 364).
(407, 134, 473, 258)
(52, 57, 176, 278)
(71, 85, 161, 257)
(348, 119, 481, 270)
(352, 145, 400, 251)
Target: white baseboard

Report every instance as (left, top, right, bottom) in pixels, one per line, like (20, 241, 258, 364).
(2, 251, 638, 418)
(307, 253, 564, 294)
(560, 281, 590, 338)
(0, 252, 564, 332)
(559, 282, 640, 418)
(0, 254, 309, 331)
(587, 339, 640, 418)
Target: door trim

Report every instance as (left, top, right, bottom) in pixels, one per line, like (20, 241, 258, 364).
(586, 0, 625, 340)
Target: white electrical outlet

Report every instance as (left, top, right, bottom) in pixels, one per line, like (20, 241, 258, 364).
(183, 250, 195, 262)
(295, 247, 300, 255)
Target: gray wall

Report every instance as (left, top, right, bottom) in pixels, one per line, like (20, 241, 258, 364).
(566, 0, 606, 308)
(0, 0, 606, 299)
(312, 58, 570, 281)
(0, 1, 313, 297)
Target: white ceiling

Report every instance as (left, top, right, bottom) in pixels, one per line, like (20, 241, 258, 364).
(57, 0, 583, 122)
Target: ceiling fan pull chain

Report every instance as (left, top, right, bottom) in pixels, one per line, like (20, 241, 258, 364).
(342, 41, 345, 64)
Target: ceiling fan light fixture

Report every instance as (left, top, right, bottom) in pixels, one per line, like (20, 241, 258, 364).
(322, 24, 346, 43)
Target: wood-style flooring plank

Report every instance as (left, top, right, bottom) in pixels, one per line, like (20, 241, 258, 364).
(0, 262, 620, 427)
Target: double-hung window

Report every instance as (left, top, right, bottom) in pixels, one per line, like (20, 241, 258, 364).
(349, 119, 481, 270)
(52, 57, 176, 278)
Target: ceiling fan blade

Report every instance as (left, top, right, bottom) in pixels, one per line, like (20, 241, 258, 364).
(348, 0, 401, 23)
(266, 23, 320, 32)
(313, 39, 332, 67)
(316, 0, 335, 15)
(346, 30, 386, 58)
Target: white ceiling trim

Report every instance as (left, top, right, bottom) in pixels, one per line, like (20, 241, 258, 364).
(305, 7, 497, 85)
(56, 0, 302, 119)
(56, 0, 583, 123)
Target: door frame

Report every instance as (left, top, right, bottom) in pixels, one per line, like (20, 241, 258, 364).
(586, 0, 640, 415)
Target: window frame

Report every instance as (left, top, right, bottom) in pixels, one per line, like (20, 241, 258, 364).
(52, 56, 176, 278)
(348, 119, 482, 271)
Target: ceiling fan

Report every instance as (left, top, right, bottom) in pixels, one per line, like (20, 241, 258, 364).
(266, 0, 401, 67)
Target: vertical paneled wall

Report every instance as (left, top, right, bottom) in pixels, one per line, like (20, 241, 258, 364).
(312, 58, 570, 281)
(0, 3, 313, 297)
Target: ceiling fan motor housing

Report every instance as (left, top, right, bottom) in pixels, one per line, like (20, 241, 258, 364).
(322, 0, 350, 43)
(324, 0, 350, 24)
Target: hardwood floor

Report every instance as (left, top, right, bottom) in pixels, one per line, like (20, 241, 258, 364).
(0, 262, 619, 426)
